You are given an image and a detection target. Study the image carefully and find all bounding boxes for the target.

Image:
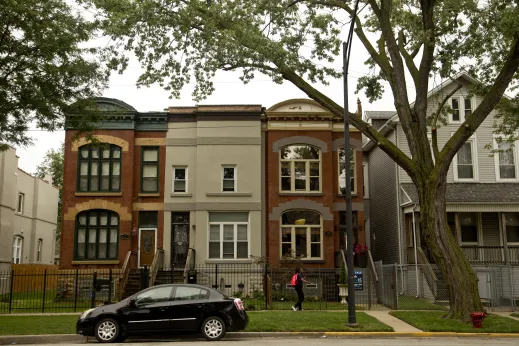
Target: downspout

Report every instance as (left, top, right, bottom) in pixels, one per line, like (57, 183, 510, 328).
(412, 204, 419, 298)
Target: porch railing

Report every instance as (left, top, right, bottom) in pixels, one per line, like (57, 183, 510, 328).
(460, 246, 519, 265)
(150, 248, 164, 285)
(118, 251, 137, 300)
(183, 248, 196, 279)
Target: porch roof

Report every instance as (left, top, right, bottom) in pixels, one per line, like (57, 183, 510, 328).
(400, 183, 519, 205)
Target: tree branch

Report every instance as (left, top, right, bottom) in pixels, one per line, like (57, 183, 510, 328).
(438, 35, 519, 175)
(398, 30, 419, 85)
(276, 63, 416, 177)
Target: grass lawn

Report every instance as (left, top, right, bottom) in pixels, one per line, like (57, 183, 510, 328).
(0, 311, 392, 335)
(390, 311, 519, 333)
(511, 313, 519, 318)
(243, 298, 365, 311)
(397, 296, 447, 310)
(246, 311, 392, 332)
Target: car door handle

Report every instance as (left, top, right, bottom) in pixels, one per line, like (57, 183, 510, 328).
(160, 308, 167, 312)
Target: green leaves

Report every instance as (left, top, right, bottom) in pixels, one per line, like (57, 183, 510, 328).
(0, 0, 108, 148)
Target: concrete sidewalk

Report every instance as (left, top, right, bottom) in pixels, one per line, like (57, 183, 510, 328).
(364, 310, 422, 332)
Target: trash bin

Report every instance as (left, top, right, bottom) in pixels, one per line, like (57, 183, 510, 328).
(187, 270, 197, 284)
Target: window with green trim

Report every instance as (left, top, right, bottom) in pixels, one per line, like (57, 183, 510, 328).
(75, 210, 119, 260)
(78, 144, 122, 192)
(141, 147, 159, 192)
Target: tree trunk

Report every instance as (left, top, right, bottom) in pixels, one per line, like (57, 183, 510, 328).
(417, 177, 484, 321)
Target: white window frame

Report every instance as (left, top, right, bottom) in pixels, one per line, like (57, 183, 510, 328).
(452, 133, 478, 182)
(362, 163, 369, 198)
(280, 214, 323, 260)
(427, 133, 436, 164)
(13, 236, 23, 264)
(17, 193, 24, 214)
(338, 146, 357, 195)
(493, 135, 519, 182)
(449, 97, 473, 124)
(208, 214, 249, 260)
(172, 166, 188, 193)
(222, 165, 237, 192)
(37, 239, 43, 263)
(280, 145, 322, 193)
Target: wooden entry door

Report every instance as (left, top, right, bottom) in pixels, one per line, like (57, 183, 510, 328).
(139, 228, 157, 267)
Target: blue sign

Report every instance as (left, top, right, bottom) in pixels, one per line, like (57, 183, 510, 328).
(354, 271, 363, 290)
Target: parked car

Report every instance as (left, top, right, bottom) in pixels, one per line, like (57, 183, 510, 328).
(76, 284, 248, 343)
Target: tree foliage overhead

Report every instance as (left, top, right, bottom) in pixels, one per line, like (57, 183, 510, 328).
(86, 0, 519, 320)
(0, 0, 109, 149)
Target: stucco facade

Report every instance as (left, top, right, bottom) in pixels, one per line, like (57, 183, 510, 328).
(164, 105, 264, 266)
(0, 147, 59, 273)
(264, 99, 365, 268)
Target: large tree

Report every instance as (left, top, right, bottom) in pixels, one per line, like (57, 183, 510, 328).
(86, 0, 519, 319)
(35, 144, 64, 243)
(0, 0, 108, 149)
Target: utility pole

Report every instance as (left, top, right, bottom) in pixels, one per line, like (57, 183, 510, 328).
(343, 0, 360, 326)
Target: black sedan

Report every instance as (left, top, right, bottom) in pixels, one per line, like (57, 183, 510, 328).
(77, 284, 248, 342)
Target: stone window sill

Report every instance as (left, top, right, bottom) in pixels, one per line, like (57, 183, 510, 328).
(138, 193, 160, 197)
(75, 192, 122, 197)
(72, 260, 120, 265)
(205, 259, 254, 264)
(206, 192, 252, 197)
(279, 193, 324, 197)
(171, 193, 193, 197)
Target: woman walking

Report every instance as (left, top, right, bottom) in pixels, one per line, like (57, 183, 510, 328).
(291, 267, 312, 311)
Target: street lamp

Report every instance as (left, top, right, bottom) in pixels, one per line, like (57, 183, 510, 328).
(342, 0, 361, 326)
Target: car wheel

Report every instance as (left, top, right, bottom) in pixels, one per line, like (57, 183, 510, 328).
(201, 316, 226, 341)
(94, 318, 120, 343)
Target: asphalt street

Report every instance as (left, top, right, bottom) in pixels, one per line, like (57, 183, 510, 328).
(19, 337, 519, 345)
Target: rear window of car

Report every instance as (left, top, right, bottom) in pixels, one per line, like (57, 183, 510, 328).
(174, 286, 210, 300)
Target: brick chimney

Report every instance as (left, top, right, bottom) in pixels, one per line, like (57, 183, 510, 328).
(357, 98, 362, 115)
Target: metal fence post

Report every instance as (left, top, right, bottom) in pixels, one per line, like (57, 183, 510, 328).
(368, 267, 372, 310)
(264, 263, 268, 310)
(91, 272, 97, 308)
(8, 270, 14, 313)
(108, 269, 113, 304)
(42, 269, 47, 313)
(74, 269, 79, 312)
(393, 263, 399, 310)
(215, 264, 218, 290)
(170, 264, 174, 284)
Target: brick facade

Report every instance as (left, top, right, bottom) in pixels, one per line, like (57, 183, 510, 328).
(264, 99, 365, 268)
(60, 98, 167, 269)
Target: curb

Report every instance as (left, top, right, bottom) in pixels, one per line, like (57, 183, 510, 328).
(2, 332, 519, 344)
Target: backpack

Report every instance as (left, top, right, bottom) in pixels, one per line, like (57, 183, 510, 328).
(291, 273, 298, 287)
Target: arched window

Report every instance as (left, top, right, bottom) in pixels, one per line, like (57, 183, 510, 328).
(75, 210, 119, 260)
(280, 210, 322, 259)
(280, 145, 321, 192)
(78, 144, 122, 192)
(338, 146, 356, 195)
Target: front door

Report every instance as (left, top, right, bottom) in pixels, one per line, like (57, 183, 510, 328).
(171, 213, 190, 266)
(139, 228, 156, 268)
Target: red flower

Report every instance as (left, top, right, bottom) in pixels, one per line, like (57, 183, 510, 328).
(354, 244, 369, 254)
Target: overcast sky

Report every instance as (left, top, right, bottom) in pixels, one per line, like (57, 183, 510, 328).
(15, 34, 409, 174)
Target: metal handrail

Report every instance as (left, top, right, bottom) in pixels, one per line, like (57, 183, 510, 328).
(119, 251, 133, 299)
(183, 248, 196, 278)
(150, 249, 164, 286)
(416, 247, 438, 297)
(367, 250, 379, 282)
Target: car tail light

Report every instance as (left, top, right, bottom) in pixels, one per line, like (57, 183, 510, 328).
(234, 298, 244, 311)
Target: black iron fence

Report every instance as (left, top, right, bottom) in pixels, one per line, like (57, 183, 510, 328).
(0, 264, 384, 314)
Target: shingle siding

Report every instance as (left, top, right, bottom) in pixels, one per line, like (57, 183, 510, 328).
(367, 132, 400, 264)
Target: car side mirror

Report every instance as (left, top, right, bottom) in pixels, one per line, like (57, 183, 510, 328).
(128, 299, 136, 308)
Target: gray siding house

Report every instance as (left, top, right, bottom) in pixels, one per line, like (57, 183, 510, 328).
(363, 73, 519, 300)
